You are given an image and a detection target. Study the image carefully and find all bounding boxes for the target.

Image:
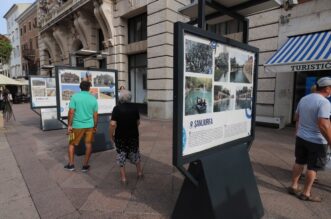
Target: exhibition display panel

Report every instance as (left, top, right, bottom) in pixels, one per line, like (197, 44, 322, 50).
(173, 22, 258, 166)
(29, 76, 57, 109)
(55, 66, 118, 119)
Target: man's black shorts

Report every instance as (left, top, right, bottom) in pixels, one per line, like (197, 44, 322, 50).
(295, 137, 327, 171)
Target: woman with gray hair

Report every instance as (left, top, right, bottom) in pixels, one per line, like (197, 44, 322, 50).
(110, 90, 143, 184)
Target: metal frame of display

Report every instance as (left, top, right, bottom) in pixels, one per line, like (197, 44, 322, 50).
(28, 75, 57, 109)
(28, 75, 66, 131)
(173, 22, 259, 167)
(55, 66, 118, 120)
(172, 20, 263, 219)
(190, 0, 255, 44)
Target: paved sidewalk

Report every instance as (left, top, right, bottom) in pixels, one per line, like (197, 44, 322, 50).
(1, 103, 331, 219)
(0, 130, 39, 218)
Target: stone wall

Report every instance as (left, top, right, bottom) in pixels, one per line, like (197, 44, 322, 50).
(109, 0, 190, 119)
(247, 8, 281, 118)
(146, 0, 190, 119)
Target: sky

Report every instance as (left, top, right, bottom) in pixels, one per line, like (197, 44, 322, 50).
(0, 0, 35, 35)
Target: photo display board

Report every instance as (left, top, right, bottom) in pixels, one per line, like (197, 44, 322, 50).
(29, 76, 57, 108)
(173, 22, 259, 165)
(56, 67, 118, 119)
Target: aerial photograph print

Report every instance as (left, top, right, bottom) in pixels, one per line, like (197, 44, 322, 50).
(185, 38, 213, 74)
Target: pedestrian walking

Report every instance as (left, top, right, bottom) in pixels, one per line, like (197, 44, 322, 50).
(109, 90, 143, 184)
(0, 90, 3, 111)
(65, 81, 98, 172)
(288, 77, 331, 202)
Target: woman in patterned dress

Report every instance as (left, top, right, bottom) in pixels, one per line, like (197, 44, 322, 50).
(109, 90, 143, 184)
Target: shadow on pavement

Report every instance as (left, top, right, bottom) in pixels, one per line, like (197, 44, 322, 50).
(6, 104, 184, 217)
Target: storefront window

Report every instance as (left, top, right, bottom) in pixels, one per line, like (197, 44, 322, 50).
(129, 53, 147, 103)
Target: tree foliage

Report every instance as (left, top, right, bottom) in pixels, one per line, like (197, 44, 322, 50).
(0, 35, 12, 62)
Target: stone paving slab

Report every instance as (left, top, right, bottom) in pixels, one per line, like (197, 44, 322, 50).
(2, 104, 331, 219)
(0, 176, 31, 205)
(0, 196, 39, 219)
(0, 132, 39, 219)
(31, 186, 77, 219)
(80, 189, 132, 213)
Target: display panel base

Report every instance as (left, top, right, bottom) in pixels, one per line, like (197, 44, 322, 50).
(172, 144, 263, 219)
(75, 115, 113, 155)
(40, 108, 66, 131)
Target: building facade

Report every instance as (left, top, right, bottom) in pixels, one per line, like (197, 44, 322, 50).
(0, 58, 10, 77)
(3, 3, 32, 79)
(16, 1, 40, 77)
(247, 0, 331, 127)
(39, 0, 329, 122)
(0, 34, 11, 77)
(38, 0, 190, 119)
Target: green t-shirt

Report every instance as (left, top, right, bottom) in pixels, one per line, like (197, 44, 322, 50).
(69, 91, 98, 128)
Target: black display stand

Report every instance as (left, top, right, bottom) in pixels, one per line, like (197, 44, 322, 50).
(172, 144, 263, 219)
(75, 115, 113, 155)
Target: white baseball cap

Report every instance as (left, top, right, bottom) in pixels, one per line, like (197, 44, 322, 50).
(316, 77, 331, 87)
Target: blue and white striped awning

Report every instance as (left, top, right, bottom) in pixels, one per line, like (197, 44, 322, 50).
(265, 31, 331, 73)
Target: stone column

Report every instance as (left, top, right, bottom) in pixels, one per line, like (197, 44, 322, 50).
(147, 0, 189, 119)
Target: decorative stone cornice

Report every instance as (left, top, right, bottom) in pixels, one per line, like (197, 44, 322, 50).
(41, 32, 62, 64)
(52, 26, 69, 57)
(93, 0, 114, 48)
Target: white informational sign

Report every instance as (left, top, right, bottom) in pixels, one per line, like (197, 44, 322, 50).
(57, 68, 116, 118)
(182, 33, 255, 156)
(30, 77, 57, 108)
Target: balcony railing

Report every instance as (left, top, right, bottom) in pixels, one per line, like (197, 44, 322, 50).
(39, 0, 90, 30)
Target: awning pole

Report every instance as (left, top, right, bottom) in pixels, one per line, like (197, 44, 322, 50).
(198, 0, 206, 30)
(243, 18, 249, 44)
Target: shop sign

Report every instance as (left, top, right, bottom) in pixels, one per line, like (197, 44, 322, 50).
(290, 62, 331, 72)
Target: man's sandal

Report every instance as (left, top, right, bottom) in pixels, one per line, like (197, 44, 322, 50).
(298, 193, 322, 202)
(287, 187, 302, 196)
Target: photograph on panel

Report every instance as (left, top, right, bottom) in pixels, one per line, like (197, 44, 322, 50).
(61, 85, 81, 101)
(93, 72, 115, 87)
(185, 38, 213, 74)
(46, 78, 56, 88)
(32, 87, 46, 97)
(46, 89, 56, 97)
(32, 79, 46, 87)
(214, 45, 229, 82)
(81, 71, 92, 82)
(235, 86, 253, 110)
(214, 85, 234, 112)
(99, 87, 115, 99)
(229, 48, 254, 83)
(185, 76, 212, 115)
(89, 87, 99, 99)
(60, 71, 80, 84)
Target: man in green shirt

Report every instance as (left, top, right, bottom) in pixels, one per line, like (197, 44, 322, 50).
(65, 81, 98, 172)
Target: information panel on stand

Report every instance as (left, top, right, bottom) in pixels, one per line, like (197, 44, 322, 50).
(55, 66, 118, 119)
(173, 22, 259, 166)
(29, 76, 57, 109)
